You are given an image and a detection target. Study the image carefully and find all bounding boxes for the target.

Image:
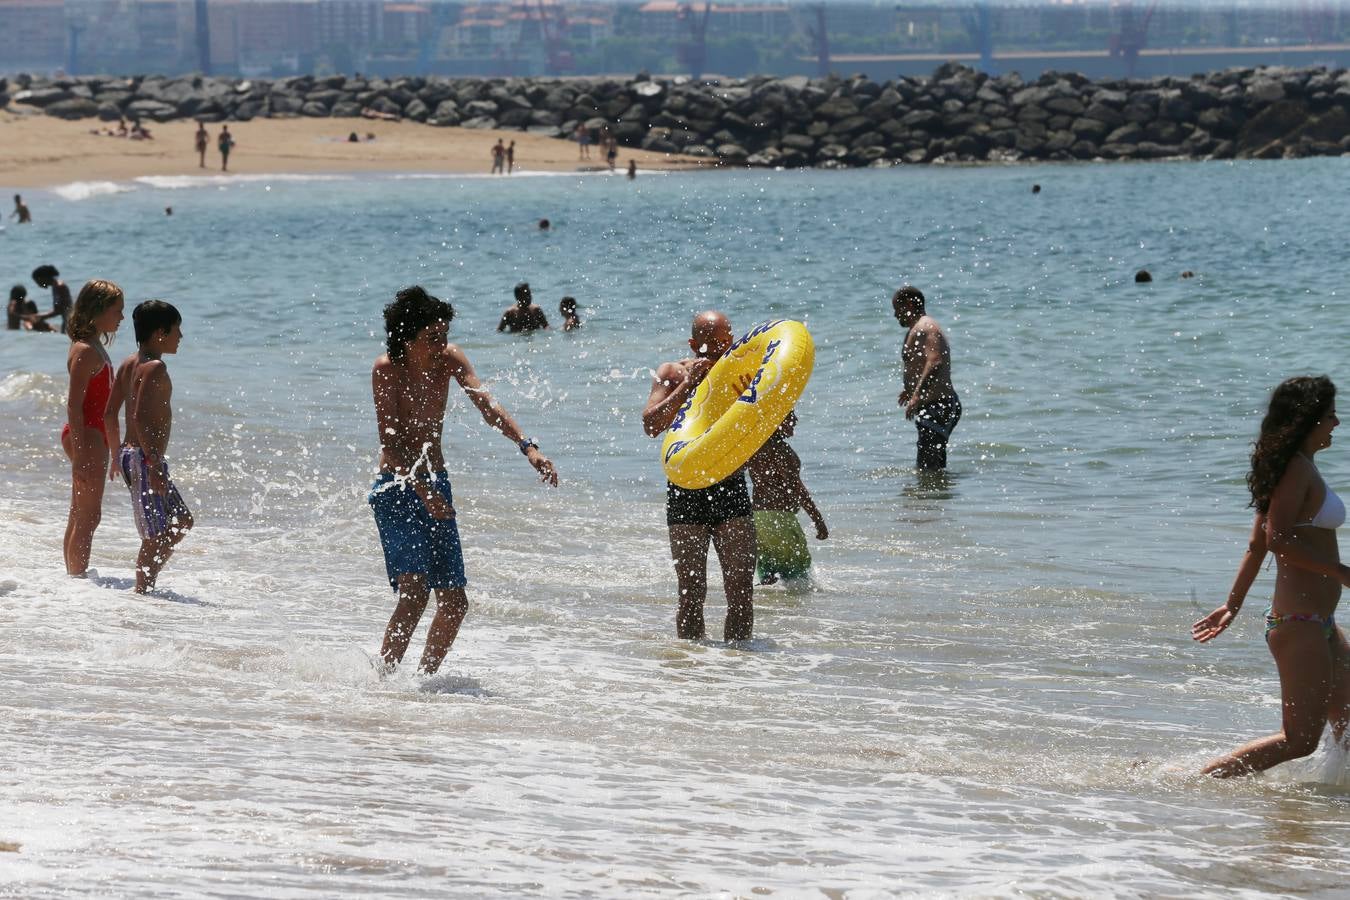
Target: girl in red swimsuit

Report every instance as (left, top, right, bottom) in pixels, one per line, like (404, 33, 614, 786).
(62, 280, 125, 577)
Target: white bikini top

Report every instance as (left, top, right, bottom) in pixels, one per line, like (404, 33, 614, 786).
(1299, 483, 1346, 530)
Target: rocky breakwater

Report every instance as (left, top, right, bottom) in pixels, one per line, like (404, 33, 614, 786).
(5, 64, 1350, 167)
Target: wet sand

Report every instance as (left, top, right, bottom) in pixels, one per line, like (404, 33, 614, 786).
(0, 111, 712, 189)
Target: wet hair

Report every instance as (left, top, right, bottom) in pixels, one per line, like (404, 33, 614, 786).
(1247, 376, 1336, 514)
(1032, 184, 1041, 194)
(68, 279, 123, 345)
(1134, 269, 1152, 283)
(559, 296, 577, 313)
(892, 285, 925, 311)
(9, 285, 26, 302)
(133, 299, 182, 344)
(32, 264, 59, 284)
(514, 282, 532, 304)
(384, 286, 453, 361)
(538, 218, 550, 230)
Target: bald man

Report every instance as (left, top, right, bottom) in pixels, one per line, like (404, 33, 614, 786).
(643, 312, 756, 641)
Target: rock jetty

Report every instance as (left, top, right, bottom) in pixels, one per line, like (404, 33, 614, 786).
(5, 63, 1350, 167)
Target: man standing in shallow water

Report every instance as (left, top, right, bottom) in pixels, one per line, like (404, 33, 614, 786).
(370, 286, 557, 675)
(643, 312, 756, 641)
(894, 285, 961, 471)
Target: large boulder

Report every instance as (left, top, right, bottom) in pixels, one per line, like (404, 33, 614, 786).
(45, 97, 99, 119)
(13, 87, 73, 108)
(125, 98, 179, 121)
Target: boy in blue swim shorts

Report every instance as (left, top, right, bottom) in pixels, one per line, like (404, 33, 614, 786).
(369, 286, 557, 675)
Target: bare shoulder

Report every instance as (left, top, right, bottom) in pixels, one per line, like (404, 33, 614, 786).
(68, 341, 101, 372)
(443, 342, 472, 374)
(373, 354, 397, 377)
(654, 360, 686, 384)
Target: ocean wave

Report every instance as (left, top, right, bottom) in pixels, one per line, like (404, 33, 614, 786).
(134, 173, 355, 191)
(50, 180, 134, 201)
(0, 372, 57, 402)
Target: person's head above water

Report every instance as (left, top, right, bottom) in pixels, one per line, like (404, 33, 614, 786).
(688, 310, 733, 360)
(559, 296, 577, 315)
(891, 285, 925, 328)
(32, 264, 59, 288)
(1135, 269, 1152, 283)
(538, 218, 550, 231)
(10, 285, 26, 303)
(514, 282, 532, 307)
(384, 285, 454, 363)
(133, 299, 182, 347)
(1248, 375, 1337, 514)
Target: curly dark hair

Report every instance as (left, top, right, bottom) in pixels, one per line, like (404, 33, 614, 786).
(1247, 375, 1336, 513)
(383, 286, 453, 361)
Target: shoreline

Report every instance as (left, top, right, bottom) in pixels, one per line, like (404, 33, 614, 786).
(0, 112, 712, 192)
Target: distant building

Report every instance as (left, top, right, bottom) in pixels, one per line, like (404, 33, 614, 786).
(0, 0, 66, 73)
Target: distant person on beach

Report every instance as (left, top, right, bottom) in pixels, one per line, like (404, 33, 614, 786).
(894, 286, 961, 471)
(746, 410, 828, 585)
(507, 140, 516, 174)
(643, 311, 756, 641)
(497, 282, 550, 333)
(218, 125, 234, 172)
(106, 300, 193, 593)
(491, 139, 506, 175)
(627, 159, 637, 180)
(348, 131, 360, 143)
(368, 286, 557, 674)
(33, 265, 73, 334)
(12, 194, 31, 224)
(559, 296, 582, 331)
(575, 123, 591, 160)
(606, 135, 618, 171)
(194, 121, 209, 168)
(1193, 376, 1349, 777)
(61, 280, 125, 577)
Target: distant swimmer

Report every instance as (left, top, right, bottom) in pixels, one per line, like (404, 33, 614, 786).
(559, 296, 582, 331)
(1181, 270, 1195, 279)
(164, 207, 173, 216)
(746, 410, 828, 585)
(538, 218, 551, 231)
(6, 286, 26, 330)
(61, 280, 125, 577)
(11, 194, 31, 224)
(1032, 184, 1041, 194)
(33, 265, 73, 334)
(217, 125, 235, 172)
(194, 121, 209, 168)
(1135, 269, 1152, 283)
(497, 282, 550, 333)
(893, 285, 961, 471)
(368, 286, 557, 674)
(643, 311, 756, 641)
(1192, 376, 1349, 777)
(106, 301, 194, 593)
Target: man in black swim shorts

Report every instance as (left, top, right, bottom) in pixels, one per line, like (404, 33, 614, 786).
(894, 285, 961, 471)
(643, 311, 756, 641)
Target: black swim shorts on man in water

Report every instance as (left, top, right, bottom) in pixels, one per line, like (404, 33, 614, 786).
(913, 394, 962, 471)
(666, 471, 752, 527)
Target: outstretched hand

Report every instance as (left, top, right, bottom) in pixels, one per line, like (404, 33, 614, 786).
(530, 452, 559, 486)
(1192, 604, 1238, 643)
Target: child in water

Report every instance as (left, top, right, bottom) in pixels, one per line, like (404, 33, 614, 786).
(746, 410, 828, 584)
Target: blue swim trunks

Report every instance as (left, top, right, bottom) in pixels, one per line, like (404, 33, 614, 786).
(368, 470, 467, 591)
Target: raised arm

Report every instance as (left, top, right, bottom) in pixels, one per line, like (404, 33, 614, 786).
(643, 361, 698, 437)
(1193, 513, 1268, 642)
(448, 346, 557, 485)
(1266, 461, 1350, 584)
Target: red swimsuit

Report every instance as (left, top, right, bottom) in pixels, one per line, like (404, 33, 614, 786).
(62, 362, 113, 448)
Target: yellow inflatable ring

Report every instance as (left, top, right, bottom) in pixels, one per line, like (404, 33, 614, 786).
(662, 319, 815, 489)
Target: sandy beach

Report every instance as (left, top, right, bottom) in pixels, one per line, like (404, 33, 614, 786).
(0, 110, 712, 190)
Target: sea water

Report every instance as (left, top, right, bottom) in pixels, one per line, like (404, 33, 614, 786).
(1, 160, 1349, 896)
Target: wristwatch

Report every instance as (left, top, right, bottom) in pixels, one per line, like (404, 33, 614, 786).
(519, 438, 539, 455)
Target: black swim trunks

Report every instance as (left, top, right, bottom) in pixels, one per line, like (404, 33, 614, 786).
(913, 394, 962, 471)
(666, 471, 752, 527)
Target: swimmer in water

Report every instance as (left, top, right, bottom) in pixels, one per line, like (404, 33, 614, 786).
(1193, 376, 1350, 777)
(746, 410, 828, 585)
(497, 282, 550, 333)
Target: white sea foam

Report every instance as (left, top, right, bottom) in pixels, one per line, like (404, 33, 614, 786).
(134, 173, 354, 190)
(49, 180, 134, 201)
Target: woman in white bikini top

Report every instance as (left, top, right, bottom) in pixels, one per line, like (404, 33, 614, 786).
(1192, 375, 1350, 778)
